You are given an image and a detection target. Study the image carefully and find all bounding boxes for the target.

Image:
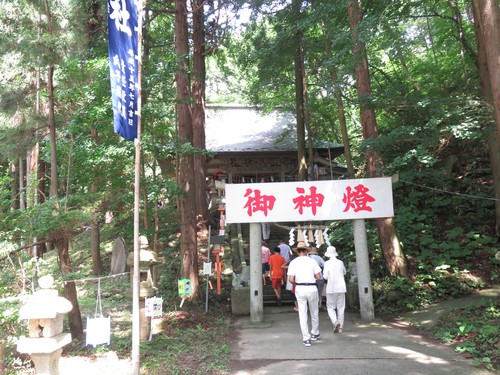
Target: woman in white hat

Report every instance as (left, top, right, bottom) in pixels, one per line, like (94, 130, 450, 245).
(322, 246, 347, 334)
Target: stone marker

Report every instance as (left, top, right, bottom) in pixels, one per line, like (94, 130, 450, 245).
(111, 237, 128, 275)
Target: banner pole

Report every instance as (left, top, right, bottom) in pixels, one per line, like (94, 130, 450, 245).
(132, 1, 144, 373)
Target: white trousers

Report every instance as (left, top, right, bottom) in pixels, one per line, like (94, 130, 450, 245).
(295, 288, 319, 341)
(326, 292, 346, 328)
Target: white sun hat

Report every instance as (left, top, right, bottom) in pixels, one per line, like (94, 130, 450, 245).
(325, 246, 338, 258)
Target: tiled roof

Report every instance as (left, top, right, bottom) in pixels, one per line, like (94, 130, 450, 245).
(205, 105, 343, 154)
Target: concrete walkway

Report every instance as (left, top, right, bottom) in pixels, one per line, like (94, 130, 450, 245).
(228, 286, 499, 375)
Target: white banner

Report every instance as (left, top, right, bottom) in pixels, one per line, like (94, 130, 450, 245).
(225, 177, 394, 223)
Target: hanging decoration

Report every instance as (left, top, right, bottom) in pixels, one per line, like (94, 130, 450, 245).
(303, 229, 309, 246)
(288, 228, 295, 246)
(307, 228, 315, 244)
(86, 278, 111, 347)
(296, 229, 305, 243)
(285, 225, 332, 248)
(323, 228, 331, 246)
(314, 229, 325, 247)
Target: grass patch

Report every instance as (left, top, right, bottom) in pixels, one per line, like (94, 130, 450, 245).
(139, 305, 232, 374)
(432, 300, 499, 372)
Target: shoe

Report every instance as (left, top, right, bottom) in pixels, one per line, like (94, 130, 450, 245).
(310, 334, 320, 341)
(333, 322, 340, 334)
(338, 328, 343, 334)
(303, 340, 311, 347)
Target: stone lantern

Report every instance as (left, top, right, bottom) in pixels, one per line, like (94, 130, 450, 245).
(127, 235, 160, 341)
(17, 275, 73, 375)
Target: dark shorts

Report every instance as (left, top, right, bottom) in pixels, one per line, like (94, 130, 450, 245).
(262, 263, 270, 273)
(271, 278, 283, 289)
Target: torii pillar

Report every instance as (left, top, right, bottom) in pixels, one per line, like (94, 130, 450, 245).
(353, 219, 374, 321)
(249, 223, 264, 323)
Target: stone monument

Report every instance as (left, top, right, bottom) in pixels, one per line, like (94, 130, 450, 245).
(17, 275, 72, 375)
(127, 235, 160, 341)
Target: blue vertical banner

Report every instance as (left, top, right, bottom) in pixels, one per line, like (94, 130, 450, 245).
(107, 0, 139, 141)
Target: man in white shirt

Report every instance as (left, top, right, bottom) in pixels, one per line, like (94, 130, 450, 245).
(288, 242, 322, 347)
(323, 245, 347, 334)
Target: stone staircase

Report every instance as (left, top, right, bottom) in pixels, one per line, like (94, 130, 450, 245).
(227, 222, 295, 305)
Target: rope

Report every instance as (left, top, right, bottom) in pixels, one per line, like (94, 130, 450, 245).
(400, 179, 499, 201)
(94, 277, 103, 318)
(62, 271, 130, 284)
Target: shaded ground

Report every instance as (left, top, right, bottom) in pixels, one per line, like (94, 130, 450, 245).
(23, 285, 498, 374)
(226, 285, 499, 375)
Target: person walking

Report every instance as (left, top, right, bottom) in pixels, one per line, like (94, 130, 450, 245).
(261, 241, 271, 286)
(277, 239, 292, 264)
(269, 247, 286, 306)
(323, 245, 347, 334)
(277, 239, 293, 284)
(307, 247, 325, 309)
(287, 242, 322, 347)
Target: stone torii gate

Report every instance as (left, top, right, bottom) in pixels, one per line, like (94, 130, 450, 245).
(225, 177, 394, 324)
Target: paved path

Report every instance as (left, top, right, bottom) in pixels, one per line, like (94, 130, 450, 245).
(228, 286, 499, 375)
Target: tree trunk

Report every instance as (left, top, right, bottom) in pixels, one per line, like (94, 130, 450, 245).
(141, 162, 150, 231)
(10, 160, 18, 210)
(320, 20, 356, 177)
(478, 0, 500, 146)
(47, 68, 58, 199)
(0, 341, 4, 375)
(191, 0, 209, 229)
(294, 31, 307, 181)
(90, 129, 103, 275)
(37, 159, 49, 255)
(41, 0, 82, 338)
(302, 68, 314, 181)
(472, 0, 500, 236)
(91, 213, 102, 275)
(175, 0, 199, 301)
(53, 237, 83, 341)
(348, 0, 407, 277)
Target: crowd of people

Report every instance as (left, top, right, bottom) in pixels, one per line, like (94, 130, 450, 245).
(262, 239, 347, 347)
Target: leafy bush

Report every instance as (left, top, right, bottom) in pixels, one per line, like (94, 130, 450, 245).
(373, 266, 482, 314)
(433, 301, 499, 372)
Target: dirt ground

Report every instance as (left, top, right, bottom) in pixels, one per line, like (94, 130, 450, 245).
(58, 352, 133, 375)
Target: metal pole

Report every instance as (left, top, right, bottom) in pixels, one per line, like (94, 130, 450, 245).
(132, 1, 144, 373)
(205, 226, 211, 313)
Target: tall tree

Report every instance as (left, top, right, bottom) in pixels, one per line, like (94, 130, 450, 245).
(348, 0, 408, 277)
(175, 0, 199, 300)
(192, 0, 210, 228)
(294, 30, 308, 181)
(42, 0, 84, 340)
(472, 0, 500, 236)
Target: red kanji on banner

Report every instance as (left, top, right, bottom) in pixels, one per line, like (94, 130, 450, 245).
(342, 184, 375, 212)
(243, 188, 276, 217)
(292, 186, 325, 215)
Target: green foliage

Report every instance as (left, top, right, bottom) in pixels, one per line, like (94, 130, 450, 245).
(433, 301, 499, 372)
(373, 267, 483, 315)
(0, 298, 26, 374)
(15, 198, 91, 240)
(139, 308, 231, 374)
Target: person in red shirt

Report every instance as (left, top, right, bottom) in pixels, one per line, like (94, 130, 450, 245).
(269, 247, 286, 306)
